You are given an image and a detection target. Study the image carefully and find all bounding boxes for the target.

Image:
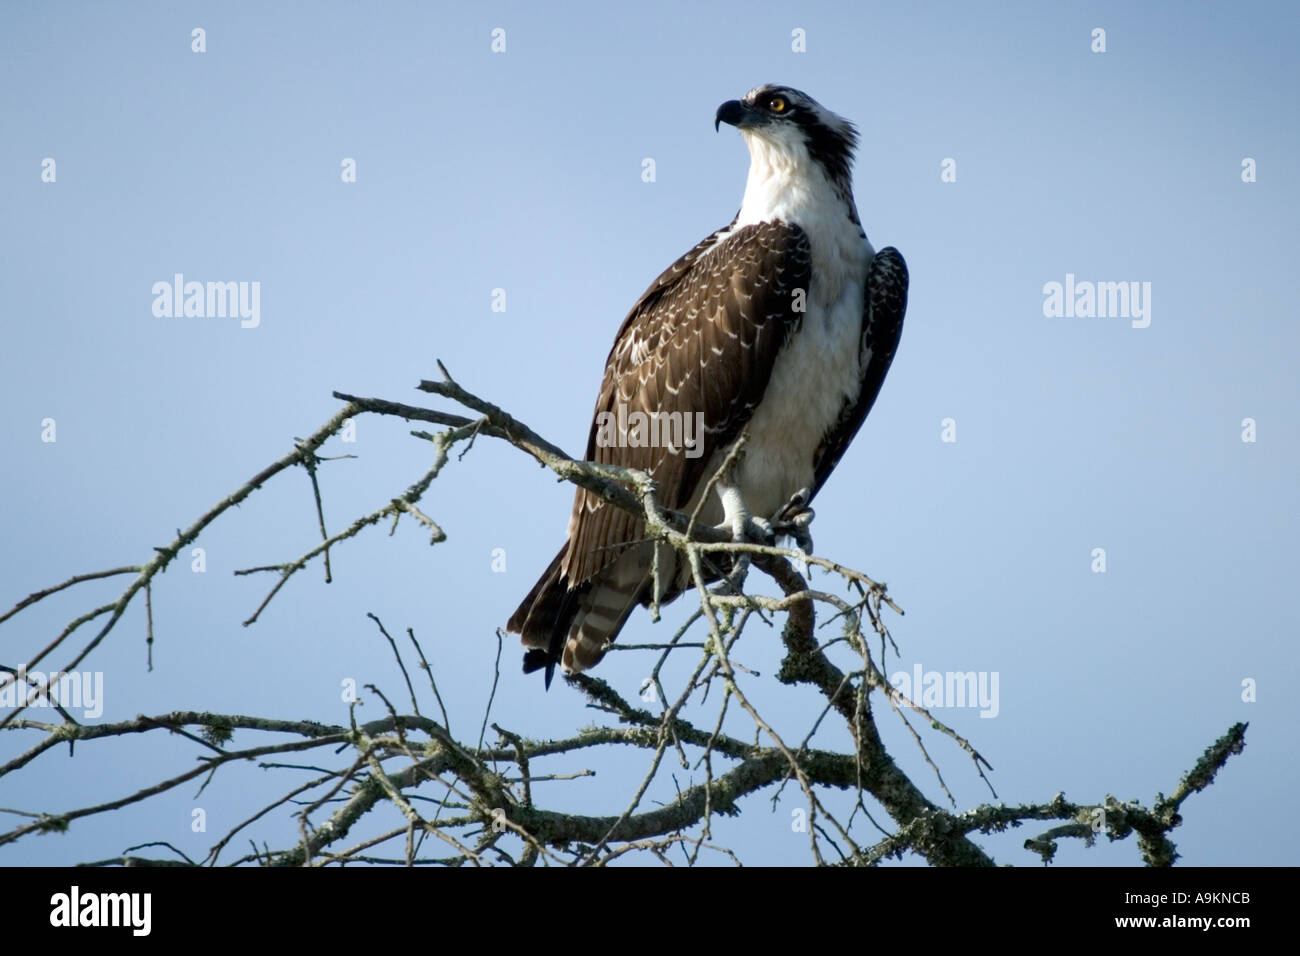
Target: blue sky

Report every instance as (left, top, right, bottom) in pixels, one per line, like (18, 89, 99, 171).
(1, 0, 1296, 866)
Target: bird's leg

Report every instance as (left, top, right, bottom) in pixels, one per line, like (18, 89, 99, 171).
(718, 481, 776, 544)
(713, 477, 774, 593)
(770, 486, 815, 558)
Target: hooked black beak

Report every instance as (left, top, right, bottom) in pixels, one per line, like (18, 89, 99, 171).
(714, 99, 750, 132)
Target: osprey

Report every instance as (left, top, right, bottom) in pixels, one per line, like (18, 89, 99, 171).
(508, 84, 908, 685)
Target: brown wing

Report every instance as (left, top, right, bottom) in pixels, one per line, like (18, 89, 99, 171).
(811, 246, 908, 495)
(562, 220, 813, 585)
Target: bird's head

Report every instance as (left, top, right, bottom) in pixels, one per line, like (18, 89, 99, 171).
(715, 84, 858, 192)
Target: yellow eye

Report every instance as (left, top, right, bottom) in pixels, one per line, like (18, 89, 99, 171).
(770, 97, 787, 113)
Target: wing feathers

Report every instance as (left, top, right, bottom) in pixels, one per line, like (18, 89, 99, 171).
(509, 221, 813, 679)
(811, 246, 909, 496)
(562, 221, 811, 587)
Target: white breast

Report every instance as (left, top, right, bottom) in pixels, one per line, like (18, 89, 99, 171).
(734, 239, 870, 517)
(676, 125, 875, 529)
(728, 131, 873, 517)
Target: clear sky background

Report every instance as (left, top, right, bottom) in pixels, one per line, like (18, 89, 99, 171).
(1, 1, 1296, 866)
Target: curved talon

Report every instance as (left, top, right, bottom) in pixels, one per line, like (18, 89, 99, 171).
(781, 487, 812, 516)
(770, 487, 816, 556)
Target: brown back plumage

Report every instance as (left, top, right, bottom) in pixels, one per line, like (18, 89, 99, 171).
(508, 221, 813, 684)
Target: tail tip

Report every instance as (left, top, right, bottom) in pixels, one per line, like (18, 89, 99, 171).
(522, 648, 558, 690)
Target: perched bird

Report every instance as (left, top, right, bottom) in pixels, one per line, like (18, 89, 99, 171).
(508, 85, 908, 686)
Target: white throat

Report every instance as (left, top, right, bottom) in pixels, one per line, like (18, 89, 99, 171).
(730, 131, 870, 307)
(733, 131, 859, 231)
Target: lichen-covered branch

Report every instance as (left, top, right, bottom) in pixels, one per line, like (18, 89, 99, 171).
(0, 372, 1247, 866)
